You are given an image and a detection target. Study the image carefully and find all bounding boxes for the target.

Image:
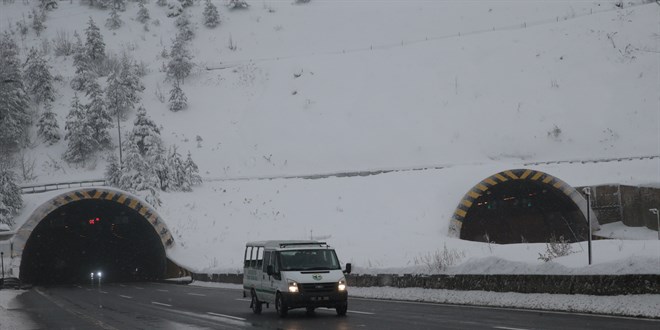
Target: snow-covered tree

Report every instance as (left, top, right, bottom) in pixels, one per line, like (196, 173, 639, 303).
(0, 166, 22, 227)
(118, 138, 161, 207)
(104, 153, 121, 186)
(85, 80, 114, 149)
(175, 14, 194, 41)
(166, 145, 186, 191)
(167, 1, 183, 17)
(184, 150, 202, 188)
(111, 0, 126, 11)
(0, 32, 31, 152)
(37, 102, 60, 145)
(106, 7, 123, 30)
(71, 31, 96, 91)
(127, 106, 163, 158)
(63, 94, 97, 164)
(203, 0, 220, 28)
(85, 17, 105, 62)
(136, 2, 150, 23)
(23, 48, 56, 105)
(106, 54, 144, 119)
(31, 8, 46, 36)
(179, 0, 194, 8)
(167, 36, 193, 84)
(156, 0, 167, 7)
(228, 0, 249, 9)
(168, 83, 187, 112)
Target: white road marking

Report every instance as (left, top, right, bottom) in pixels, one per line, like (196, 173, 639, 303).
(99, 291, 108, 294)
(151, 301, 172, 307)
(187, 293, 206, 296)
(119, 295, 133, 299)
(349, 310, 375, 315)
(119, 284, 126, 287)
(156, 289, 169, 292)
(207, 312, 246, 321)
(494, 327, 529, 330)
(319, 308, 375, 315)
(235, 298, 251, 302)
(134, 286, 145, 290)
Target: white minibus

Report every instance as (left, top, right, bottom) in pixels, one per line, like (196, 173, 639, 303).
(243, 240, 351, 317)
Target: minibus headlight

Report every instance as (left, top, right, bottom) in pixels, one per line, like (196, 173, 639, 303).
(288, 280, 299, 293)
(338, 278, 347, 291)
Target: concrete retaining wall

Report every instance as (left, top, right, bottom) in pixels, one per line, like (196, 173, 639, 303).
(191, 273, 660, 295)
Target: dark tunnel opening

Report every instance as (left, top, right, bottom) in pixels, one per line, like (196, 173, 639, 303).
(20, 199, 166, 285)
(460, 180, 588, 244)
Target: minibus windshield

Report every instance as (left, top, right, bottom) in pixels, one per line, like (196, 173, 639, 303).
(279, 249, 341, 271)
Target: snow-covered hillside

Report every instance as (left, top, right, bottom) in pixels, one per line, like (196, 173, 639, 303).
(3, 1, 659, 274)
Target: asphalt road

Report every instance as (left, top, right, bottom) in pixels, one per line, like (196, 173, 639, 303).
(10, 282, 660, 329)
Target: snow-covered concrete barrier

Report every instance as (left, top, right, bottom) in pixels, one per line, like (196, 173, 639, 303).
(191, 273, 660, 295)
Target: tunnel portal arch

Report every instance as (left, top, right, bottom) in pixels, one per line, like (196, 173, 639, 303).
(13, 187, 174, 284)
(448, 169, 598, 244)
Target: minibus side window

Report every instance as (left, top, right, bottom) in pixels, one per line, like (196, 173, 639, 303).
(262, 251, 271, 272)
(256, 247, 264, 269)
(244, 247, 252, 268)
(250, 246, 258, 268)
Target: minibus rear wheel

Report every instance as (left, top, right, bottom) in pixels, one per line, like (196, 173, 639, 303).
(250, 290, 262, 314)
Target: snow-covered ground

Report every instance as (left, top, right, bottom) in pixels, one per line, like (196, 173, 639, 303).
(2, 0, 659, 285)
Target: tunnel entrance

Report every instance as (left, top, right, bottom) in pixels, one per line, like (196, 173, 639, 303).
(450, 169, 593, 244)
(20, 199, 166, 285)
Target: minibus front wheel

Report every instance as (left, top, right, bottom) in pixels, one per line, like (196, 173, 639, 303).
(276, 292, 288, 318)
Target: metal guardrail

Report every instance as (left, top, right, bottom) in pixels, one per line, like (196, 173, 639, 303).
(20, 179, 107, 195)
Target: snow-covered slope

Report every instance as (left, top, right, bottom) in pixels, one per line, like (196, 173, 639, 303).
(3, 1, 659, 273)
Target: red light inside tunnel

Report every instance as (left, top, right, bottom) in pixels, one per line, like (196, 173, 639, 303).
(88, 218, 100, 225)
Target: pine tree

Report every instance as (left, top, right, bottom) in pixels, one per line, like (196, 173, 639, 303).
(64, 94, 97, 164)
(23, 47, 56, 105)
(136, 2, 150, 24)
(156, 0, 167, 6)
(106, 7, 123, 30)
(203, 0, 220, 28)
(71, 31, 96, 91)
(37, 102, 61, 145)
(111, 0, 126, 11)
(166, 34, 193, 84)
(118, 138, 161, 207)
(31, 8, 46, 36)
(106, 54, 144, 119)
(104, 153, 121, 186)
(175, 14, 194, 41)
(85, 80, 114, 148)
(128, 106, 163, 158)
(168, 83, 187, 112)
(0, 167, 23, 227)
(0, 32, 31, 152)
(228, 0, 249, 9)
(85, 17, 105, 62)
(179, 0, 194, 8)
(166, 145, 186, 191)
(184, 150, 202, 189)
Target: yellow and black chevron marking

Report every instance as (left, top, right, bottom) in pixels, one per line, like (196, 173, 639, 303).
(13, 187, 174, 258)
(448, 169, 582, 237)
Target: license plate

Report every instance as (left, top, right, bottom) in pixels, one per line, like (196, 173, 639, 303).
(311, 296, 329, 301)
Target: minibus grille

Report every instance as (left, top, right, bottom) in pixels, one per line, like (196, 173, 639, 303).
(301, 282, 335, 294)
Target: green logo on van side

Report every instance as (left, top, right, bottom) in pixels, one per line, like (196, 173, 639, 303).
(312, 274, 323, 281)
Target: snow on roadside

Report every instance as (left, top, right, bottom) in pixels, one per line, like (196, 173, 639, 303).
(0, 290, 37, 330)
(189, 281, 660, 319)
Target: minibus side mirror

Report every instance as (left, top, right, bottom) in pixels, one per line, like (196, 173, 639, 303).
(344, 263, 352, 274)
(267, 265, 274, 276)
